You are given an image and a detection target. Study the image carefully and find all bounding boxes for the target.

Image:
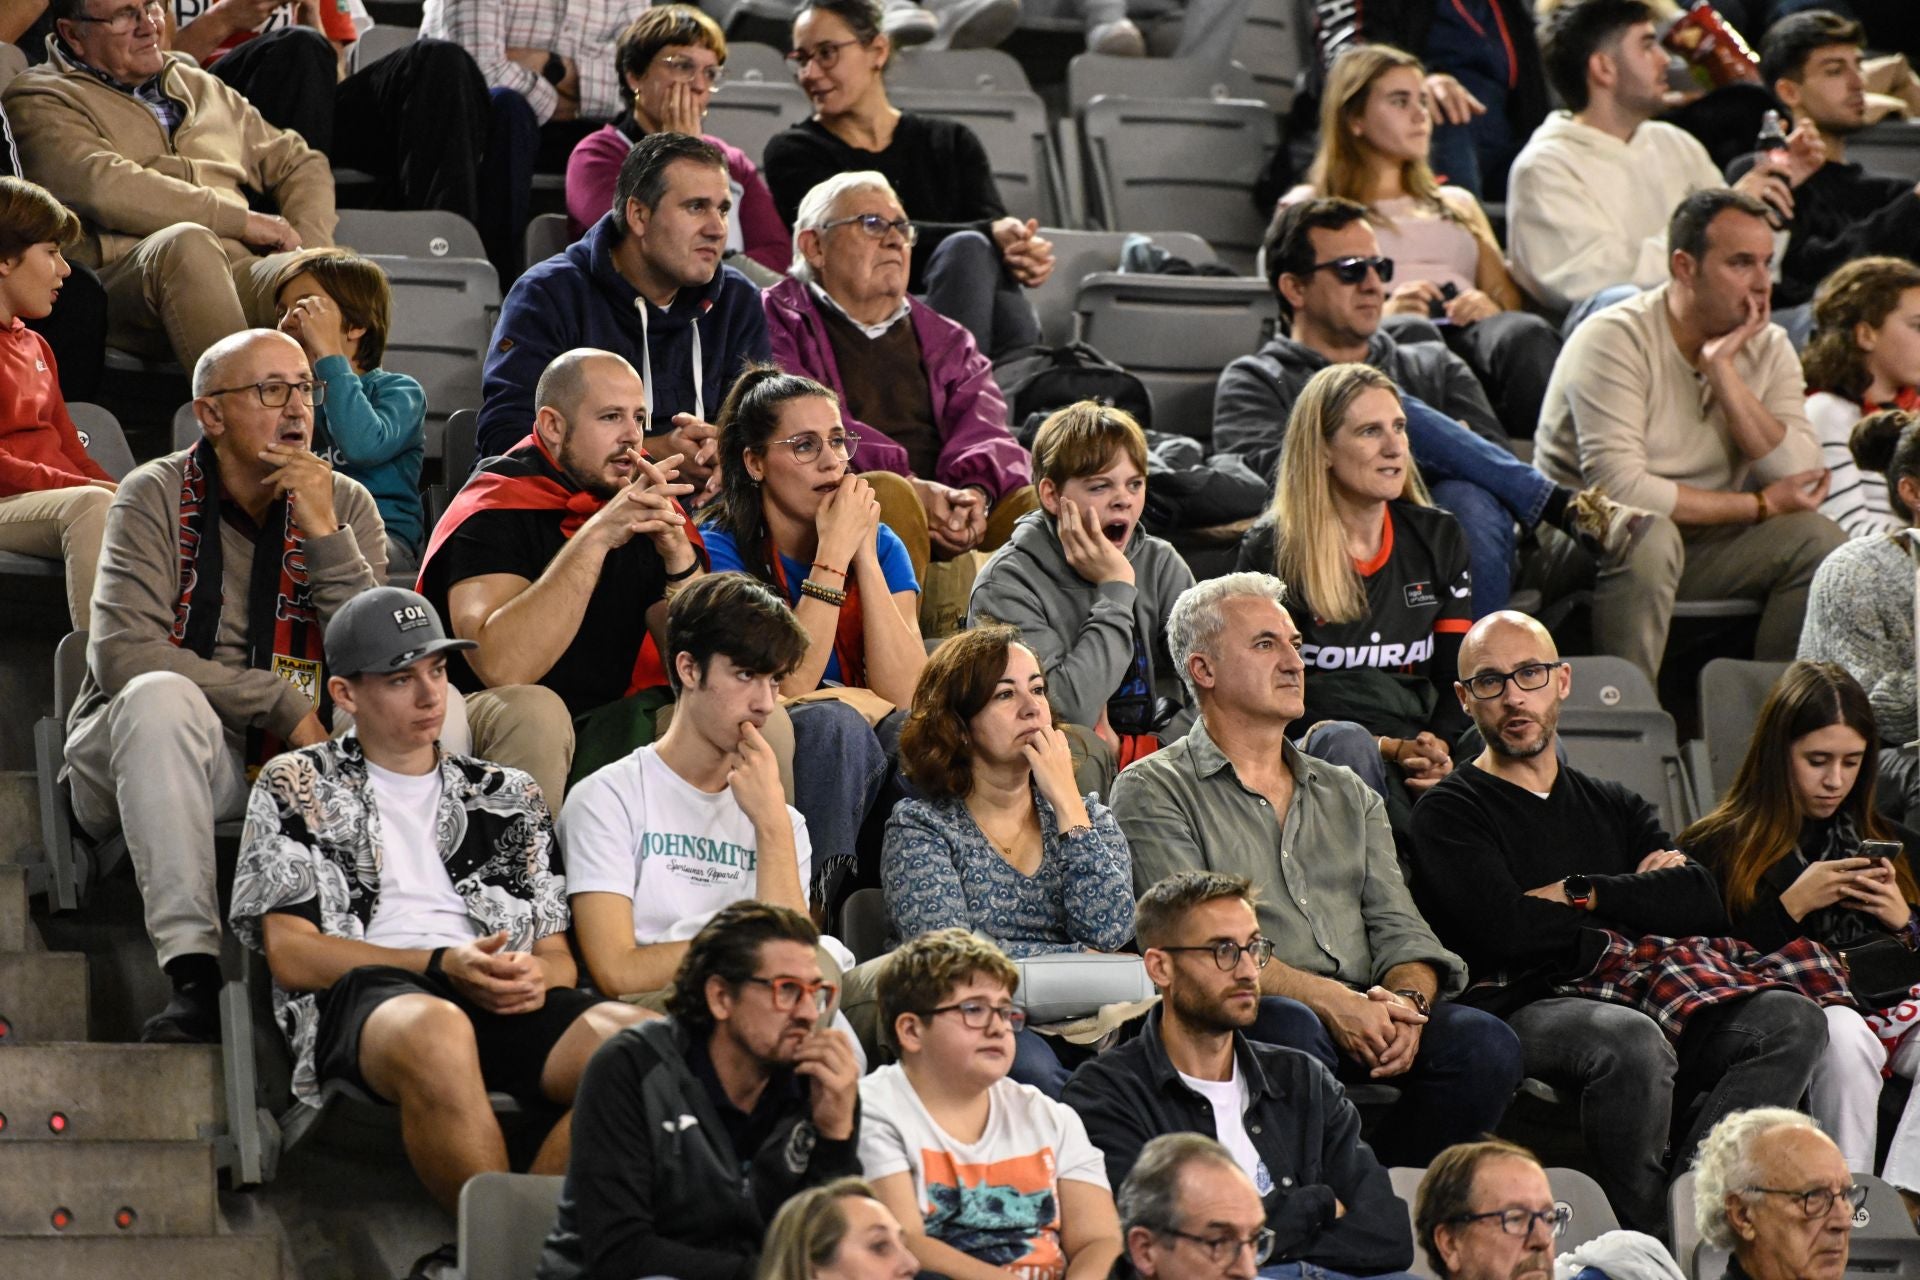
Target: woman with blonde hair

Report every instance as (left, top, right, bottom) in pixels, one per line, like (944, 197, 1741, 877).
(760, 1178, 919, 1280)
(1235, 363, 1471, 803)
(1288, 44, 1562, 439)
(1800, 255, 1920, 538)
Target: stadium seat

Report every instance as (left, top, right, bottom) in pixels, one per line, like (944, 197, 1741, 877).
(1071, 272, 1279, 441)
(172, 401, 200, 452)
(0, 39, 26, 90)
(459, 1173, 565, 1280)
(347, 22, 416, 74)
(1078, 96, 1279, 273)
(891, 88, 1064, 225)
(702, 81, 814, 172)
(890, 47, 1032, 94)
(1692, 658, 1790, 812)
(444, 407, 480, 488)
(524, 212, 573, 267)
(335, 208, 488, 260)
(1563, 654, 1662, 712)
(1557, 706, 1698, 836)
(1031, 228, 1218, 347)
(839, 887, 890, 965)
(32, 631, 125, 911)
(1386, 1167, 1443, 1280)
(723, 39, 790, 84)
(0, 405, 135, 582)
(1237, 0, 1305, 111)
(1064, 52, 1262, 112)
(367, 254, 502, 475)
(1847, 119, 1920, 182)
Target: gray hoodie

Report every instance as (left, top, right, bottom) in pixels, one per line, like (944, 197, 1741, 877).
(968, 509, 1197, 739)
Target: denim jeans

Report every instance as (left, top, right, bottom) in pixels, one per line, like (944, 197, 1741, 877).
(920, 230, 1042, 361)
(1250, 996, 1524, 1167)
(1402, 394, 1546, 617)
(788, 700, 891, 902)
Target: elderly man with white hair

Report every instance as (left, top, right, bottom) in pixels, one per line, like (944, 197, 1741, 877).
(1694, 1108, 1860, 1280)
(63, 327, 386, 1044)
(762, 170, 1035, 573)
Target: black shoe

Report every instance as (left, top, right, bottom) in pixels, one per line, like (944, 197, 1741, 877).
(405, 1241, 459, 1280)
(138, 981, 221, 1044)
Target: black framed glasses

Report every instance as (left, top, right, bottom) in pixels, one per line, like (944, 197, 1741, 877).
(769, 431, 860, 463)
(1448, 1206, 1573, 1238)
(1159, 1226, 1277, 1266)
(742, 975, 838, 1014)
(928, 999, 1028, 1033)
(1462, 661, 1566, 701)
(656, 54, 726, 87)
(786, 38, 862, 71)
(1157, 938, 1275, 971)
(200, 380, 326, 409)
(1744, 1185, 1868, 1220)
(1303, 255, 1395, 285)
(68, 0, 163, 32)
(821, 213, 919, 246)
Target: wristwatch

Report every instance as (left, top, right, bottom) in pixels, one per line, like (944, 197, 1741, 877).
(541, 52, 567, 85)
(1563, 874, 1594, 910)
(1392, 988, 1430, 1016)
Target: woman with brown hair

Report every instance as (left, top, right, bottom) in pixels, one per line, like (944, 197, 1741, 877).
(1286, 44, 1561, 439)
(1800, 255, 1920, 537)
(760, 1178, 919, 1280)
(0, 176, 115, 629)
(1682, 661, 1920, 1193)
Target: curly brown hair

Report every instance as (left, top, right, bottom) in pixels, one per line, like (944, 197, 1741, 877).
(897, 624, 1054, 801)
(1803, 256, 1920, 400)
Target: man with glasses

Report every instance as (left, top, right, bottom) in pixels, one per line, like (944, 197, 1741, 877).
(538, 900, 864, 1280)
(1409, 610, 1827, 1234)
(4, 0, 334, 369)
(64, 328, 386, 1042)
(1215, 197, 1651, 623)
(1112, 574, 1523, 1168)
(859, 927, 1124, 1280)
(1694, 1109, 1856, 1280)
(1065, 872, 1415, 1279)
(1412, 1140, 1568, 1280)
(765, 171, 1035, 573)
(1110, 1134, 1278, 1280)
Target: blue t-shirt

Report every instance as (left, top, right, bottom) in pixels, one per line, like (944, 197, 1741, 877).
(699, 522, 919, 685)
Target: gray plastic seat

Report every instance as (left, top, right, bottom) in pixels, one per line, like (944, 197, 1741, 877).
(1236, 0, 1305, 111)
(891, 88, 1064, 225)
(1557, 706, 1697, 836)
(703, 80, 813, 168)
(347, 22, 416, 73)
(366, 254, 502, 464)
(459, 1173, 565, 1280)
(1031, 228, 1217, 347)
(523, 212, 573, 267)
(335, 207, 487, 260)
(1072, 272, 1278, 442)
(1065, 52, 1262, 112)
(1696, 658, 1791, 807)
(1847, 119, 1920, 181)
(1563, 654, 1662, 712)
(0, 40, 27, 90)
(444, 408, 480, 488)
(890, 47, 1032, 94)
(0, 404, 134, 579)
(721, 39, 790, 84)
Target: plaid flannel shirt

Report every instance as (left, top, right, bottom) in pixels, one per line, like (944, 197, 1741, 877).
(1554, 930, 1856, 1042)
(421, 0, 640, 125)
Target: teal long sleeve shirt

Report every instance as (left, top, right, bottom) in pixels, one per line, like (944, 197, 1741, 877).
(311, 354, 426, 556)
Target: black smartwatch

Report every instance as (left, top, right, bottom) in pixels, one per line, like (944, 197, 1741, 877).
(1563, 874, 1594, 910)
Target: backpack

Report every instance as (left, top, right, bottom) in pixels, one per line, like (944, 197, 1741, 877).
(1001, 342, 1154, 445)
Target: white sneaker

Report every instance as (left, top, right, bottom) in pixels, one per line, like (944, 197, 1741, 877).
(1087, 17, 1146, 55)
(882, 0, 939, 46)
(929, 0, 1022, 48)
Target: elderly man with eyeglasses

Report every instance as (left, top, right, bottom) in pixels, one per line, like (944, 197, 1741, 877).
(63, 328, 385, 1042)
(1065, 872, 1416, 1280)
(2, 0, 333, 369)
(1409, 611, 1829, 1236)
(763, 170, 1036, 577)
(1694, 1109, 1859, 1280)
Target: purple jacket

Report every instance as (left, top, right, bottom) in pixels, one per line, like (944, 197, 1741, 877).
(761, 275, 1029, 500)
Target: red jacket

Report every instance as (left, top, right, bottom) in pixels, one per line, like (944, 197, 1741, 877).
(0, 319, 111, 497)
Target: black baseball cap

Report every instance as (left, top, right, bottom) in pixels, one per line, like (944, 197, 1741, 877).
(324, 587, 477, 679)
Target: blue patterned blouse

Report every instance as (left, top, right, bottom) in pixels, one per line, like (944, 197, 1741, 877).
(880, 790, 1136, 956)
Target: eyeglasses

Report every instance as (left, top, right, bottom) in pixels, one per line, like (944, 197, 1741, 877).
(656, 54, 726, 87)
(928, 999, 1028, 1033)
(1744, 1185, 1869, 1220)
(786, 38, 863, 71)
(68, 0, 163, 32)
(1157, 938, 1276, 971)
(742, 975, 838, 1014)
(769, 431, 860, 463)
(1462, 662, 1566, 701)
(1159, 1227, 1277, 1266)
(1302, 255, 1395, 285)
(821, 213, 919, 246)
(200, 380, 327, 409)
(1447, 1206, 1573, 1238)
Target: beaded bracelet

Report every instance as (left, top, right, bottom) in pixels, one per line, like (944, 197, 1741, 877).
(800, 578, 847, 607)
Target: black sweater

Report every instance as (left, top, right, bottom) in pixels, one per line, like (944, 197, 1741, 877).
(761, 113, 1007, 294)
(1410, 760, 1729, 1013)
(1726, 154, 1920, 309)
(1690, 815, 1920, 956)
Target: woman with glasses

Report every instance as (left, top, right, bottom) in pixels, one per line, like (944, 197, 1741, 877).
(700, 365, 927, 709)
(1234, 362, 1472, 810)
(565, 5, 791, 279)
(1285, 45, 1561, 441)
(885, 625, 1136, 1095)
(1682, 662, 1920, 1198)
(1693, 1108, 1865, 1279)
(762, 0, 1049, 360)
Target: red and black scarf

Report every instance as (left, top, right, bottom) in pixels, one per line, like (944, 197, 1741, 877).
(416, 434, 703, 694)
(764, 529, 866, 687)
(169, 437, 328, 766)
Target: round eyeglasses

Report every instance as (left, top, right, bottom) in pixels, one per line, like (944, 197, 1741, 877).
(928, 999, 1027, 1033)
(769, 431, 860, 463)
(785, 38, 862, 72)
(821, 213, 919, 246)
(1743, 1185, 1869, 1220)
(1157, 938, 1276, 971)
(742, 975, 838, 1014)
(1462, 662, 1566, 701)
(656, 54, 726, 87)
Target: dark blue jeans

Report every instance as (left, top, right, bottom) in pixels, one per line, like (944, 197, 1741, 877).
(1251, 995, 1524, 1167)
(788, 700, 891, 903)
(1401, 394, 1551, 617)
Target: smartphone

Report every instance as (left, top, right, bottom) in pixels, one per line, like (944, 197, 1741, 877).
(1859, 840, 1902, 867)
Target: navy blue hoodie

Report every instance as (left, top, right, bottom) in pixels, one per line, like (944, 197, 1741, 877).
(477, 211, 772, 456)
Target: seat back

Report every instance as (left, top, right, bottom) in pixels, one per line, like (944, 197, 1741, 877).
(0, 41, 26, 91)
(1564, 654, 1661, 712)
(53, 629, 88, 721)
(66, 403, 136, 479)
(891, 88, 1062, 225)
(1846, 120, 1920, 181)
(723, 40, 790, 84)
(368, 255, 501, 449)
(336, 208, 487, 260)
(1029, 228, 1217, 347)
(838, 887, 890, 964)
(1236, 0, 1305, 111)
(890, 48, 1032, 94)
(444, 408, 480, 488)
(173, 401, 202, 452)
(1698, 659, 1791, 804)
(703, 81, 813, 168)
(1066, 53, 1262, 112)
(1072, 272, 1278, 442)
(1556, 707, 1696, 836)
(523, 212, 573, 267)
(459, 1172, 566, 1280)
(1079, 96, 1278, 272)
(348, 23, 417, 72)
(1546, 1166, 1620, 1252)
(1386, 1168, 1443, 1280)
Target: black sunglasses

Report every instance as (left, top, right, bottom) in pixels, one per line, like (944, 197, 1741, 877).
(1303, 255, 1395, 285)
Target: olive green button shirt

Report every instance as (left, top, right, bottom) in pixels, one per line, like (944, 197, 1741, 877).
(1111, 718, 1465, 997)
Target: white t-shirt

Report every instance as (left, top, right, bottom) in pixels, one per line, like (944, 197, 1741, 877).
(858, 1064, 1109, 1280)
(1176, 1063, 1273, 1197)
(557, 745, 813, 944)
(362, 761, 483, 950)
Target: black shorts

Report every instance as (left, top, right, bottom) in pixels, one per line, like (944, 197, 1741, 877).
(315, 964, 611, 1107)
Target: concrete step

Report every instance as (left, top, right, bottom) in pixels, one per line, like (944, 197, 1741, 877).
(0, 769, 38, 863)
(0, 1233, 280, 1278)
(0, 1140, 216, 1235)
(0, 952, 88, 1042)
(0, 1044, 223, 1142)
(0, 863, 28, 950)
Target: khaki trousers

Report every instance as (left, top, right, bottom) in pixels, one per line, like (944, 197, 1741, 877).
(0, 484, 113, 627)
(95, 225, 298, 367)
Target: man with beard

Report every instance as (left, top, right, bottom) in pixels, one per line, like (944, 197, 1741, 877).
(1062, 871, 1415, 1279)
(1408, 610, 1827, 1236)
(1411, 1141, 1564, 1280)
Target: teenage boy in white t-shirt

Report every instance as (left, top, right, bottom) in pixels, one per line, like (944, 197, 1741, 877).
(861, 928, 1124, 1280)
